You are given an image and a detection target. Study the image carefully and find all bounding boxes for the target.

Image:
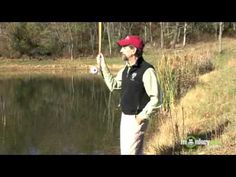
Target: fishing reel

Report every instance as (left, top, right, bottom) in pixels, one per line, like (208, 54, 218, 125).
(89, 66, 99, 74)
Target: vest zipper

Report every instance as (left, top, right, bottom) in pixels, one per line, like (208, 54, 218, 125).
(126, 67, 130, 78)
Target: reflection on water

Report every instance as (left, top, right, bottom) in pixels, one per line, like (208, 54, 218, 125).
(0, 73, 121, 154)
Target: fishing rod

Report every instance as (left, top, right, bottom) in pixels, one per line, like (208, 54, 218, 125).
(98, 22, 104, 78)
(90, 22, 104, 78)
(98, 22, 102, 54)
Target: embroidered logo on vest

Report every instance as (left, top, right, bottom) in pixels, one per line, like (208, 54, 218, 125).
(131, 72, 137, 81)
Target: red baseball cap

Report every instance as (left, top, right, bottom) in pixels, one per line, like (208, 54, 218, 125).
(117, 35, 144, 50)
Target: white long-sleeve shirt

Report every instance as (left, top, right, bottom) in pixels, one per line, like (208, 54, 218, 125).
(100, 62, 162, 120)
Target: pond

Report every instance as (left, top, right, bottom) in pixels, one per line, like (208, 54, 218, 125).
(0, 72, 121, 154)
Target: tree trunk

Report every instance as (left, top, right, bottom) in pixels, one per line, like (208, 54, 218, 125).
(218, 22, 223, 53)
(149, 22, 153, 43)
(67, 23, 74, 60)
(106, 22, 112, 56)
(90, 27, 94, 55)
(166, 22, 169, 34)
(110, 22, 114, 49)
(160, 22, 164, 49)
(177, 24, 181, 43)
(128, 22, 133, 34)
(118, 22, 122, 38)
(80, 33, 83, 51)
(171, 22, 179, 49)
(214, 22, 218, 39)
(144, 23, 147, 42)
(183, 22, 187, 47)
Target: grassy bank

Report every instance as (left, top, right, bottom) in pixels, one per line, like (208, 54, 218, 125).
(144, 38, 236, 155)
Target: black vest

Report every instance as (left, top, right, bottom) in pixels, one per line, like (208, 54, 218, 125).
(121, 57, 154, 115)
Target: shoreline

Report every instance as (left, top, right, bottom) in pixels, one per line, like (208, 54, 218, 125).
(0, 59, 124, 75)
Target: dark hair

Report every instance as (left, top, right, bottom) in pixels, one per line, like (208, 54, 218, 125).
(128, 45, 143, 58)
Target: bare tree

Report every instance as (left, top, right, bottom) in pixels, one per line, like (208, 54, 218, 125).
(218, 22, 223, 53)
(118, 22, 122, 38)
(67, 23, 74, 60)
(144, 23, 147, 42)
(51, 22, 76, 59)
(214, 22, 218, 39)
(177, 23, 181, 43)
(89, 25, 95, 55)
(183, 22, 187, 47)
(171, 22, 179, 49)
(149, 22, 153, 43)
(106, 22, 112, 55)
(160, 22, 164, 49)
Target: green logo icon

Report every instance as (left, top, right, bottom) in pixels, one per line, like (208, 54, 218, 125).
(186, 136, 197, 149)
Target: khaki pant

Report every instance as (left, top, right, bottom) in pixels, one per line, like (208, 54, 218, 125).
(120, 112, 148, 155)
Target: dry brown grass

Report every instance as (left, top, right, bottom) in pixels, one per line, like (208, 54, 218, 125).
(227, 59, 236, 67)
(144, 38, 236, 155)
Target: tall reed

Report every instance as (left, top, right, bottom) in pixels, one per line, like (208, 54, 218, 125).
(154, 49, 214, 112)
